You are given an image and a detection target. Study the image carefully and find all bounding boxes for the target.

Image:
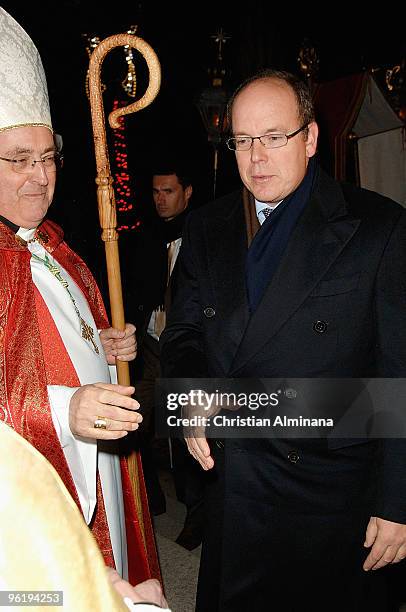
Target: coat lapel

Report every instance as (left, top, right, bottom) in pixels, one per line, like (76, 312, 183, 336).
(230, 172, 361, 374)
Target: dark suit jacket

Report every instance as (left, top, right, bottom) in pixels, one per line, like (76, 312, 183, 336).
(122, 212, 189, 343)
(120, 223, 167, 336)
(160, 168, 406, 611)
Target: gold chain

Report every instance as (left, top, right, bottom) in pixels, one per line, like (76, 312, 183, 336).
(31, 251, 100, 355)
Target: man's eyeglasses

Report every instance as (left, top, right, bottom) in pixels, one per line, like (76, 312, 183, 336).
(0, 152, 63, 175)
(226, 124, 309, 152)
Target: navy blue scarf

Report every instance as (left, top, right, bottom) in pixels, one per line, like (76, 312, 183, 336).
(246, 157, 317, 313)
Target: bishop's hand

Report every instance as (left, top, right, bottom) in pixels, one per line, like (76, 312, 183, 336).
(69, 383, 142, 439)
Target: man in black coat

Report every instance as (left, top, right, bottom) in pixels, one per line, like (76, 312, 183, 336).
(126, 165, 206, 548)
(160, 69, 406, 611)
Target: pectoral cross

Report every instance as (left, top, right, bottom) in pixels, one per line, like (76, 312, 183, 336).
(80, 317, 100, 354)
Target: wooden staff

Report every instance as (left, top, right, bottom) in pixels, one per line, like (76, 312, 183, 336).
(88, 34, 161, 535)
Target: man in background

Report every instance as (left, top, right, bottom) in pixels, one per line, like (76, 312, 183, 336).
(131, 165, 206, 549)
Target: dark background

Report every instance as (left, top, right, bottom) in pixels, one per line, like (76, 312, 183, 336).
(2, 2, 404, 301)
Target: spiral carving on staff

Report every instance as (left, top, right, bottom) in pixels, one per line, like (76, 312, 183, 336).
(87, 33, 161, 377)
(88, 34, 161, 172)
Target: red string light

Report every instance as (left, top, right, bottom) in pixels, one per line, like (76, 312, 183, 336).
(111, 99, 141, 232)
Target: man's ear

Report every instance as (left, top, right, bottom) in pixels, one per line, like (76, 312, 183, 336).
(184, 185, 193, 206)
(305, 121, 319, 158)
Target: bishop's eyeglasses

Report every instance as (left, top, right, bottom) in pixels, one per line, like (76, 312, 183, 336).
(0, 152, 63, 174)
(226, 123, 308, 151)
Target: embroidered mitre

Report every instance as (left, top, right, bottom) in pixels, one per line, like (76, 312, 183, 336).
(0, 8, 52, 133)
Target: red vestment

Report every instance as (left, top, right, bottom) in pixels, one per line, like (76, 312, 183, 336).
(0, 219, 160, 585)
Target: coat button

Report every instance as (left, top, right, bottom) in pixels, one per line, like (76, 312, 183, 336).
(204, 307, 216, 318)
(313, 320, 328, 333)
(287, 450, 300, 464)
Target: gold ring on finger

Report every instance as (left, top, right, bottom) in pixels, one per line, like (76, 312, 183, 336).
(94, 416, 108, 430)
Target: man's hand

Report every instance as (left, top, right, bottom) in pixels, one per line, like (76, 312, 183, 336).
(363, 516, 406, 570)
(186, 436, 214, 471)
(181, 390, 218, 471)
(100, 323, 137, 364)
(69, 383, 142, 439)
(106, 568, 169, 608)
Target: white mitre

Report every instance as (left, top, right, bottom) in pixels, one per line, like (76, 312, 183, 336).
(0, 8, 52, 133)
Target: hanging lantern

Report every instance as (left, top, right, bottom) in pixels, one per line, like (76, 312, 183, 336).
(196, 84, 228, 144)
(196, 28, 231, 198)
(297, 38, 319, 93)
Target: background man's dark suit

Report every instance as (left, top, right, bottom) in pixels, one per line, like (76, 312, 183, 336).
(122, 197, 207, 547)
(160, 166, 406, 612)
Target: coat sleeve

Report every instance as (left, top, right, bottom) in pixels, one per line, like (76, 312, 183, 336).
(374, 208, 406, 376)
(374, 209, 406, 523)
(160, 213, 209, 378)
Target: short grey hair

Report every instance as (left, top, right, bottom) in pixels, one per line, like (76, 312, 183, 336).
(226, 69, 315, 135)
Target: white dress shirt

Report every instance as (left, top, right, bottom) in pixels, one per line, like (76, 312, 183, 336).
(147, 237, 182, 341)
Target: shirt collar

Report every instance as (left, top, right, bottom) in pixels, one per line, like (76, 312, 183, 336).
(16, 226, 36, 242)
(255, 199, 282, 224)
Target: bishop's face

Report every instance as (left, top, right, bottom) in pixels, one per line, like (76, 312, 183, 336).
(0, 125, 56, 228)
